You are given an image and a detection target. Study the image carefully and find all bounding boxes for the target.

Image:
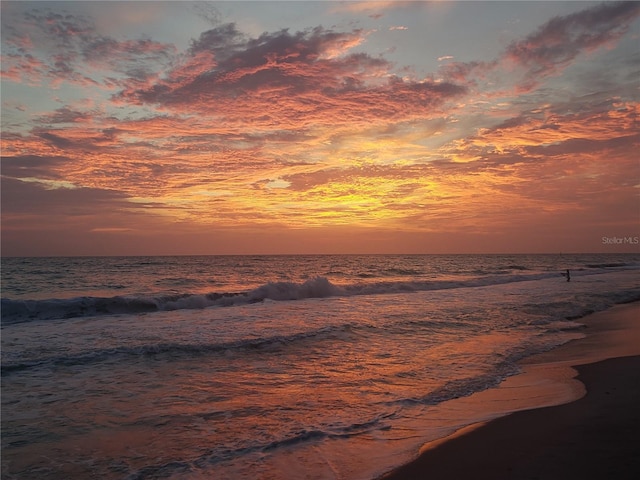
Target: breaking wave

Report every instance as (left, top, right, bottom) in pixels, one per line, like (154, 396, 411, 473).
(2, 265, 637, 324)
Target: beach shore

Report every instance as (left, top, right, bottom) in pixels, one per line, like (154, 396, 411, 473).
(381, 302, 640, 480)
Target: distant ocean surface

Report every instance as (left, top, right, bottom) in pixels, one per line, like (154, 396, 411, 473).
(2, 254, 640, 479)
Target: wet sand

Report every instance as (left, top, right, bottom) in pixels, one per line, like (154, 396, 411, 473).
(381, 302, 640, 480)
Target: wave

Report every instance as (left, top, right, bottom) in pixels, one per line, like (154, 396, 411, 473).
(124, 412, 394, 479)
(2, 265, 636, 324)
(505, 264, 529, 271)
(1, 323, 359, 375)
(381, 330, 585, 410)
(389, 366, 517, 408)
(585, 262, 631, 269)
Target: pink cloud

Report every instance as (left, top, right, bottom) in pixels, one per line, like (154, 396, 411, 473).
(115, 24, 466, 130)
(0, 53, 49, 84)
(438, 1, 640, 93)
(505, 1, 640, 83)
(2, 7, 175, 89)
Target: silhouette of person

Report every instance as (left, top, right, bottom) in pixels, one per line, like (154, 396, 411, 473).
(566, 269, 571, 282)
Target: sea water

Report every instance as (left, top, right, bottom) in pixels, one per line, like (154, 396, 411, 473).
(2, 254, 639, 479)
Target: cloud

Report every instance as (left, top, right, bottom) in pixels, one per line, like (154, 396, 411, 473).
(34, 127, 122, 152)
(37, 107, 94, 125)
(82, 37, 174, 79)
(0, 175, 131, 216)
(36, 132, 76, 150)
(504, 1, 640, 91)
(470, 101, 639, 152)
(1, 2, 637, 254)
(190, 1, 221, 27)
(329, 1, 403, 16)
(438, 1, 640, 93)
(436, 100, 640, 228)
(116, 24, 466, 131)
(0, 155, 70, 179)
(1, 7, 175, 88)
(439, 59, 495, 85)
(0, 52, 49, 85)
(89, 227, 134, 233)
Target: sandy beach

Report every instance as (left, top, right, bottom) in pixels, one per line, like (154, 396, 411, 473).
(381, 302, 640, 480)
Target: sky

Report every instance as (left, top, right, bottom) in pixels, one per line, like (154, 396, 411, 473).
(1, 0, 639, 256)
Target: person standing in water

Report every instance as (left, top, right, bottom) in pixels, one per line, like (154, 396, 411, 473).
(566, 269, 571, 282)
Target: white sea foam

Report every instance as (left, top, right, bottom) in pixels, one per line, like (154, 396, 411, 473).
(4, 262, 638, 324)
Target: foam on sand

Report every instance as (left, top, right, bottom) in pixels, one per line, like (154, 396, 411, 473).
(380, 302, 640, 479)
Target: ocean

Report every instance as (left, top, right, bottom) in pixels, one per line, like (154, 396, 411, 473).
(2, 254, 639, 479)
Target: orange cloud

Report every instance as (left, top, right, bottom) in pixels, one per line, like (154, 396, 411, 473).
(2, 2, 638, 255)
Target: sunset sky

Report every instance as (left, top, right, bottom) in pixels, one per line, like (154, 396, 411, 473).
(1, 1, 639, 256)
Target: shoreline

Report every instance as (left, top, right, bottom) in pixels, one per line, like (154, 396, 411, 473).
(380, 301, 640, 479)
